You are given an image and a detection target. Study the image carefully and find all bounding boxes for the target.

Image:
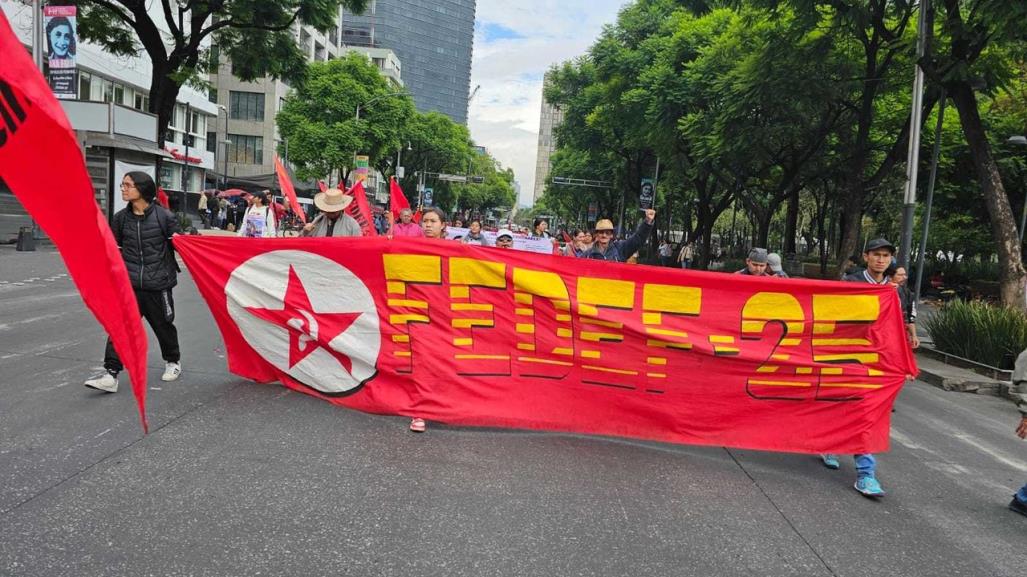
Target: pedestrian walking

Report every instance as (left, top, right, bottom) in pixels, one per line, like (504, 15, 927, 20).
(238, 190, 277, 238)
(736, 248, 772, 276)
(659, 239, 673, 267)
(585, 209, 655, 262)
(888, 265, 919, 349)
(300, 187, 361, 237)
(678, 242, 694, 269)
(820, 238, 899, 498)
(197, 190, 208, 227)
(84, 172, 182, 393)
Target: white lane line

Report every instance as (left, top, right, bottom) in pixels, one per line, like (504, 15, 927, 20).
(0, 312, 67, 331)
(952, 433, 1027, 473)
(93, 428, 112, 439)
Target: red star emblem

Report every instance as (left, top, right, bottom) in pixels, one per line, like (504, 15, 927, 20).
(246, 265, 362, 373)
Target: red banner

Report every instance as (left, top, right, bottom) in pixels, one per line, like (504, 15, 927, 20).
(0, 12, 150, 429)
(173, 236, 917, 454)
(344, 181, 377, 237)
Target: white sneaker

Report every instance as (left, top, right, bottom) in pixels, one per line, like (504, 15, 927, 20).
(161, 361, 181, 382)
(84, 372, 119, 393)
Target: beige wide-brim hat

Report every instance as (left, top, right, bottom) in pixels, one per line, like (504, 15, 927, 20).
(314, 188, 354, 213)
(594, 218, 615, 231)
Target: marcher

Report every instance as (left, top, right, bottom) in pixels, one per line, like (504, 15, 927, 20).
(407, 207, 450, 434)
(767, 252, 789, 278)
(531, 218, 551, 239)
(388, 208, 424, 238)
(493, 229, 514, 249)
(208, 193, 220, 229)
(585, 209, 655, 262)
(821, 238, 899, 498)
(462, 220, 486, 245)
(736, 248, 772, 276)
(1008, 349, 1027, 517)
(888, 265, 919, 349)
(300, 188, 361, 237)
(84, 172, 182, 392)
(218, 197, 228, 228)
(678, 242, 694, 269)
(238, 190, 277, 238)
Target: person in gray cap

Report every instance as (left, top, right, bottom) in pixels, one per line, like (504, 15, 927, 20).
(821, 237, 897, 498)
(767, 252, 789, 278)
(736, 248, 772, 276)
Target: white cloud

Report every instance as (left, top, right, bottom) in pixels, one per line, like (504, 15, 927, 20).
(469, 0, 628, 207)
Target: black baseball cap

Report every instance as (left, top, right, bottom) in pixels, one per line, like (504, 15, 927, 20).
(864, 238, 896, 253)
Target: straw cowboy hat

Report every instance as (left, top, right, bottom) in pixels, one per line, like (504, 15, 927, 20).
(314, 187, 353, 213)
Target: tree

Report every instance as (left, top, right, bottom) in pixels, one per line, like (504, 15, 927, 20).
(920, 0, 1027, 309)
(276, 54, 415, 182)
(77, 0, 368, 156)
(395, 111, 475, 212)
(453, 154, 516, 215)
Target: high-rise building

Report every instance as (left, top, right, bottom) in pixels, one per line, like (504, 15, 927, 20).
(342, 0, 476, 125)
(533, 71, 564, 204)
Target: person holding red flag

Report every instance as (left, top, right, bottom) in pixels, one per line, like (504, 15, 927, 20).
(388, 207, 424, 238)
(84, 172, 182, 392)
(301, 188, 361, 237)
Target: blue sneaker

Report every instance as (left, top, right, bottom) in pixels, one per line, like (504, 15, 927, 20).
(821, 454, 840, 470)
(855, 476, 885, 498)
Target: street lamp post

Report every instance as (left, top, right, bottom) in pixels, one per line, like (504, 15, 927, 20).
(216, 105, 228, 190)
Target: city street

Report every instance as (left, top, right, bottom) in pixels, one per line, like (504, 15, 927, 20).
(1, 246, 1026, 577)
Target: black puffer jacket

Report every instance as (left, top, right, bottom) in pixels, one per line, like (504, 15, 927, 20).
(112, 203, 180, 291)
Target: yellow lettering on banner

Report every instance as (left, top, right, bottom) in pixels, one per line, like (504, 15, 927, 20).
(452, 303, 493, 312)
(383, 254, 441, 374)
(642, 284, 702, 315)
(742, 292, 809, 400)
(643, 312, 662, 325)
(581, 350, 601, 359)
(578, 278, 635, 310)
(453, 338, 473, 346)
(449, 258, 506, 288)
(647, 357, 667, 365)
(512, 268, 574, 378)
(384, 254, 441, 283)
(812, 295, 879, 322)
(450, 285, 470, 299)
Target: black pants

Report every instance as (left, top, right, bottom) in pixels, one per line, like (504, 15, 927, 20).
(104, 288, 180, 373)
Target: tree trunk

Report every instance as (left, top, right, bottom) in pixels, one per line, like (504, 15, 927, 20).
(784, 185, 800, 255)
(148, 65, 182, 176)
(756, 212, 772, 249)
(949, 83, 1027, 310)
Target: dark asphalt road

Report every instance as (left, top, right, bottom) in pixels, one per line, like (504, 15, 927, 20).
(1, 245, 1025, 577)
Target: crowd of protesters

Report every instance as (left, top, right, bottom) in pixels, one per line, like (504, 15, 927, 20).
(83, 172, 1027, 517)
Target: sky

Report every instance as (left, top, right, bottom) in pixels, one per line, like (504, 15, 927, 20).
(468, 1, 629, 208)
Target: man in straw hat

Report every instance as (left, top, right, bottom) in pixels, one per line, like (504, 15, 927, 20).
(585, 208, 656, 262)
(301, 187, 362, 237)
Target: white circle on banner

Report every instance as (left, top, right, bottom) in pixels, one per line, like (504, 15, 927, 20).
(225, 250, 380, 395)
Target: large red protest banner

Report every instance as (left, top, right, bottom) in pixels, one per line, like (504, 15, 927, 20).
(174, 236, 917, 454)
(0, 12, 150, 429)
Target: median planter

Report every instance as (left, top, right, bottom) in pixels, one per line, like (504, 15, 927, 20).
(924, 299, 1027, 375)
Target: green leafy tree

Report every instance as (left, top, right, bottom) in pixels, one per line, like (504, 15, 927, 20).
(77, 0, 369, 157)
(277, 54, 415, 182)
(395, 111, 475, 212)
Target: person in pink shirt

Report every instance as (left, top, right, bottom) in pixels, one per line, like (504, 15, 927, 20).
(388, 208, 424, 238)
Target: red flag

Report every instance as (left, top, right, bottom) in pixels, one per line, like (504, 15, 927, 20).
(156, 187, 170, 209)
(413, 209, 422, 224)
(0, 12, 150, 429)
(561, 230, 573, 243)
(389, 177, 410, 220)
(343, 181, 378, 237)
(274, 156, 306, 224)
(317, 180, 328, 193)
(174, 236, 917, 455)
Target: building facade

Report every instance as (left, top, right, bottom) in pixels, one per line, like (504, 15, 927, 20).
(209, 9, 404, 180)
(341, 0, 476, 125)
(0, 3, 217, 225)
(533, 71, 564, 204)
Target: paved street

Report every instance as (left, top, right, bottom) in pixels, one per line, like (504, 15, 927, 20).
(1, 245, 1025, 577)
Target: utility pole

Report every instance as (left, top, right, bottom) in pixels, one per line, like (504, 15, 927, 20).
(899, 0, 931, 268)
(181, 102, 191, 215)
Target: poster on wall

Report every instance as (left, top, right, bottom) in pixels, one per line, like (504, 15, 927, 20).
(43, 5, 77, 99)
